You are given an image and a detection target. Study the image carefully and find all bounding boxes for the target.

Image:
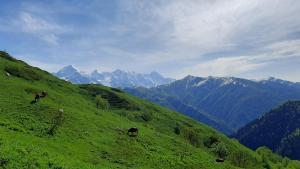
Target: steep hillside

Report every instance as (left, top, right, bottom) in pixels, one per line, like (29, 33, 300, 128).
(0, 51, 299, 169)
(54, 65, 174, 88)
(125, 87, 233, 134)
(234, 101, 300, 160)
(125, 76, 300, 133)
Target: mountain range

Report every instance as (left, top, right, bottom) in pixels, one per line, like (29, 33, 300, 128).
(234, 101, 300, 160)
(125, 75, 300, 134)
(54, 65, 174, 88)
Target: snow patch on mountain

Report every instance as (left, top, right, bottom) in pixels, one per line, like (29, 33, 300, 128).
(193, 79, 208, 87)
(259, 77, 295, 86)
(188, 76, 249, 88)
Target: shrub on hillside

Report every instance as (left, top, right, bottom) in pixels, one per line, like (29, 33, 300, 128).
(0, 51, 18, 62)
(48, 110, 64, 136)
(256, 146, 282, 163)
(211, 142, 229, 159)
(141, 112, 153, 122)
(203, 136, 220, 148)
(262, 155, 272, 169)
(229, 150, 257, 168)
(184, 128, 202, 147)
(95, 95, 110, 109)
(80, 85, 139, 110)
(0, 156, 9, 167)
(174, 125, 181, 135)
(4, 66, 41, 81)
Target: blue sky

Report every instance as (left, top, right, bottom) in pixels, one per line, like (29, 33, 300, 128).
(0, 0, 300, 81)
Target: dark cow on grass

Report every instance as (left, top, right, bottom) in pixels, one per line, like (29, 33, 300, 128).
(31, 91, 48, 104)
(128, 127, 139, 137)
(216, 158, 224, 163)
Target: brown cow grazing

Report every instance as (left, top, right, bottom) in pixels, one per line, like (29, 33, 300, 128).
(128, 127, 139, 137)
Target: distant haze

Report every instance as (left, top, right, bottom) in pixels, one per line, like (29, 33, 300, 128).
(1, 0, 300, 81)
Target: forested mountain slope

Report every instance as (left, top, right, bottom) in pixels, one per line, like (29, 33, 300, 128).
(234, 101, 300, 160)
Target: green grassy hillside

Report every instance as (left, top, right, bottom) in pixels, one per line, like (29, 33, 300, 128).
(0, 51, 299, 169)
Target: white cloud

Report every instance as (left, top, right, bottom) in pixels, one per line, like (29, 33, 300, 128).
(119, 0, 300, 53)
(108, 0, 300, 76)
(14, 54, 63, 73)
(179, 39, 300, 78)
(18, 12, 66, 45)
(2, 0, 300, 81)
(180, 56, 265, 77)
(262, 40, 300, 60)
(42, 34, 59, 45)
(154, 1, 253, 46)
(20, 12, 61, 33)
(114, 0, 300, 80)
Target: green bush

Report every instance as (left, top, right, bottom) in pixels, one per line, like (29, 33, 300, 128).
(211, 142, 229, 159)
(95, 95, 109, 109)
(0, 157, 9, 167)
(141, 112, 153, 122)
(174, 125, 181, 135)
(81, 85, 139, 110)
(256, 146, 281, 163)
(48, 110, 64, 136)
(184, 128, 202, 147)
(4, 66, 41, 81)
(203, 136, 220, 148)
(0, 51, 18, 62)
(229, 150, 257, 168)
(262, 155, 272, 169)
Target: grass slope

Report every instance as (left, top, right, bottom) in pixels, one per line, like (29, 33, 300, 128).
(0, 51, 299, 169)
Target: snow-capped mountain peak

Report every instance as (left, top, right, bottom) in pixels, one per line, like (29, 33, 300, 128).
(54, 66, 175, 88)
(56, 65, 79, 75)
(259, 76, 296, 86)
(186, 76, 246, 88)
(54, 65, 91, 84)
(183, 75, 299, 90)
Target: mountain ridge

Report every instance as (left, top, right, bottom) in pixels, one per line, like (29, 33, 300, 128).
(54, 65, 174, 88)
(125, 75, 300, 134)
